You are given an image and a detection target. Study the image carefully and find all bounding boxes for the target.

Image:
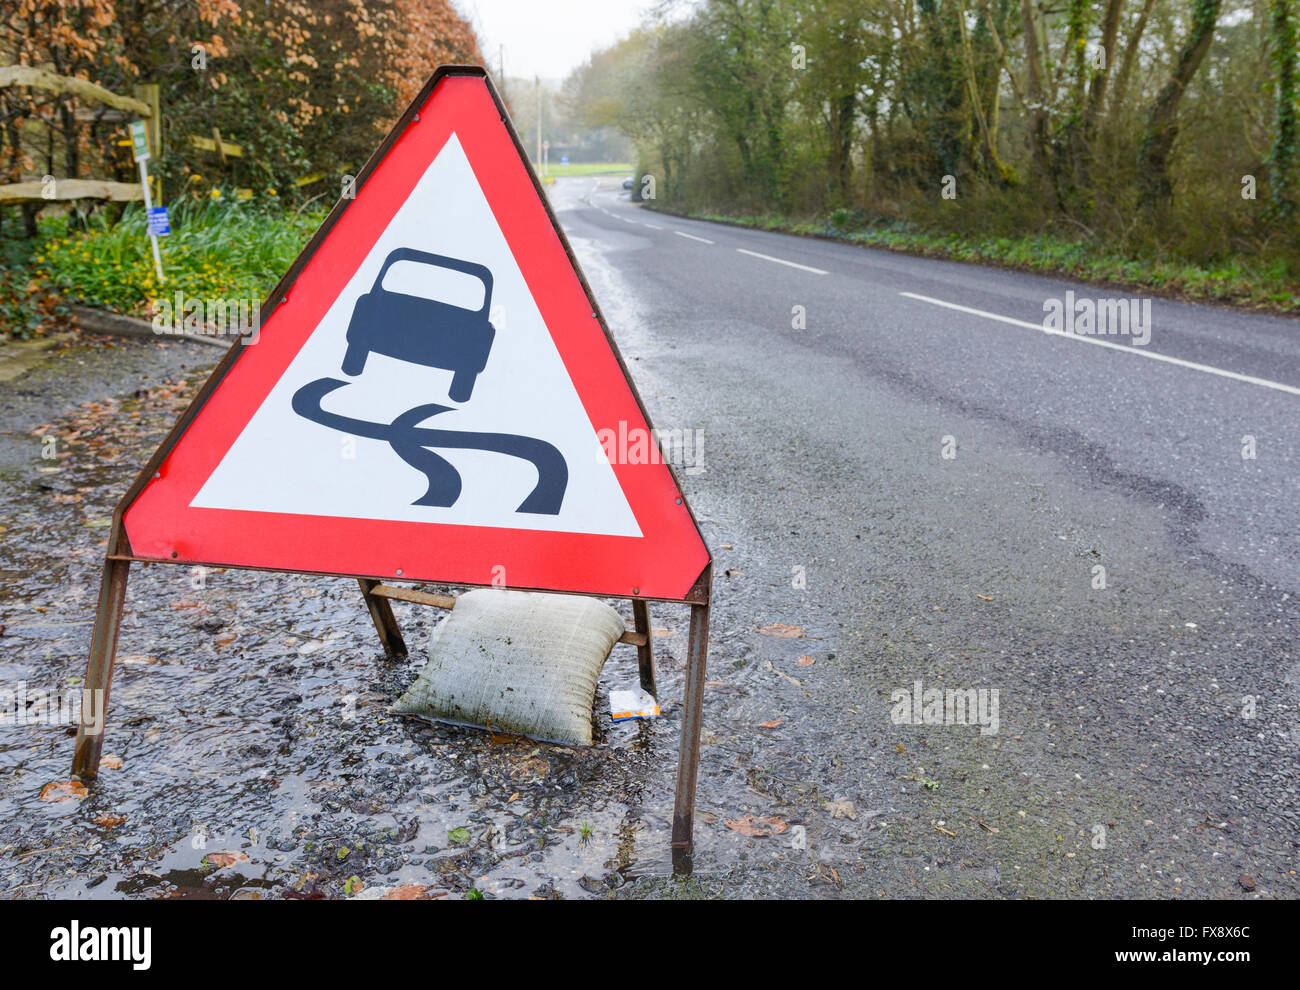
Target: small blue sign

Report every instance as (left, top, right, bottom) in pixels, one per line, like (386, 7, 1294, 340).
(561, 155, 569, 165)
(147, 206, 170, 237)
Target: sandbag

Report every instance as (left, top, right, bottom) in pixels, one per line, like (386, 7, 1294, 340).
(391, 588, 626, 745)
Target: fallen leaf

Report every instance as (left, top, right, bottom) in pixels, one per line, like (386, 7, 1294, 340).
(758, 623, 804, 638)
(758, 719, 782, 729)
(977, 594, 994, 601)
(507, 792, 520, 803)
(205, 851, 249, 868)
(978, 819, 1000, 833)
(934, 822, 957, 838)
(765, 661, 803, 688)
(724, 815, 787, 837)
(39, 780, 88, 803)
(650, 627, 675, 638)
(214, 632, 238, 647)
(94, 814, 126, 829)
(797, 654, 816, 666)
(382, 884, 431, 900)
(508, 755, 548, 780)
(720, 543, 733, 549)
(98, 754, 123, 770)
(826, 798, 856, 820)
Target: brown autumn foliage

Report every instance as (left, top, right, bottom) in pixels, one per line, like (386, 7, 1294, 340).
(0, 0, 484, 219)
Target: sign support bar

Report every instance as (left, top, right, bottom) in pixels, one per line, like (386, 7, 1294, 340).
(358, 578, 408, 659)
(71, 554, 130, 778)
(672, 584, 711, 862)
(632, 598, 656, 698)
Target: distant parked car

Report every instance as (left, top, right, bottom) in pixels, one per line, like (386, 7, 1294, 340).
(342, 247, 496, 403)
(622, 177, 634, 190)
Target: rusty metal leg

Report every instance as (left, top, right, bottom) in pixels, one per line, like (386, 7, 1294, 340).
(671, 600, 710, 863)
(632, 599, 656, 698)
(72, 557, 130, 780)
(359, 579, 407, 659)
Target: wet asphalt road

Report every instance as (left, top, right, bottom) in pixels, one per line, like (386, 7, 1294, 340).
(553, 176, 1300, 896)
(0, 177, 1296, 899)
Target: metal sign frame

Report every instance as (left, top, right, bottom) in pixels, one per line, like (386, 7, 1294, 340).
(72, 65, 713, 862)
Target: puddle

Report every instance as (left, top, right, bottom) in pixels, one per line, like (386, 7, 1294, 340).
(1, 276, 838, 903)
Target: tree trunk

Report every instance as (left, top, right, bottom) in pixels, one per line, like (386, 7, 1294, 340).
(1268, 0, 1298, 221)
(918, 0, 971, 178)
(959, 2, 1002, 180)
(1137, 0, 1223, 210)
(832, 91, 856, 202)
(1062, 0, 1092, 197)
(1109, 0, 1159, 120)
(1019, 0, 1053, 191)
(1085, 0, 1124, 136)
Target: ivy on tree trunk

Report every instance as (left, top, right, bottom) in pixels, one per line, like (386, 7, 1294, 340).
(1137, 0, 1223, 212)
(1269, 0, 1298, 222)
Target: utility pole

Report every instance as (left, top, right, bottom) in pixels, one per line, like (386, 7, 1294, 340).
(535, 75, 542, 168)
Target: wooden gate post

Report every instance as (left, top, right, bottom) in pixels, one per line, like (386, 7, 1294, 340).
(132, 83, 161, 162)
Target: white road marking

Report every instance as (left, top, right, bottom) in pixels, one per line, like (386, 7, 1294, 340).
(674, 231, 714, 244)
(899, 291, 1300, 397)
(643, 223, 663, 230)
(736, 248, 828, 275)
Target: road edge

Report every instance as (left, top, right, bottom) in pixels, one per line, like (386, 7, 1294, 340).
(640, 203, 1300, 320)
(71, 305, 229, 349)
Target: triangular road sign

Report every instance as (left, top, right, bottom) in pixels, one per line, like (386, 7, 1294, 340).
(119, 66, 709, 601)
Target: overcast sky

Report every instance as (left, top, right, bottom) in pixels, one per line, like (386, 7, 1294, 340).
(456, 0, 659, 83)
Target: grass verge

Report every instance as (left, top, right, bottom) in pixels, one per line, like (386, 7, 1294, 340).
(645, 206, 1300, 314)
(542, 162, 633, 177)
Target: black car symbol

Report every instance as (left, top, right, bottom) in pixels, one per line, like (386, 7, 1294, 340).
(342, 248, 496, 403)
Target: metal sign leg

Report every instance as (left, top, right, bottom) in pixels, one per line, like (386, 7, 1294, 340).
(632, 599, 656, 698)
(359, 578, 408, 659)
(671, 599, 710, 866)
(72, 556, 130, 779)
